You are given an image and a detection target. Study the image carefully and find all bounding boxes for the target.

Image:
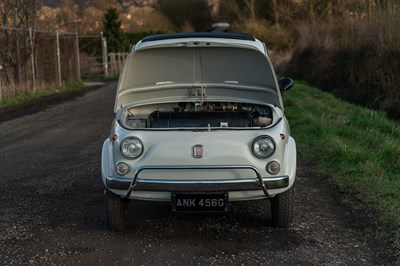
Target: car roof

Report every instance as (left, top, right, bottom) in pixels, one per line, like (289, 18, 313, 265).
(133, 32, 268, 55)
(141, 32, 256, 42)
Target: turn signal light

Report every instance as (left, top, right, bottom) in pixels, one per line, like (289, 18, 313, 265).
(116, 162, 129, 176)
(266, 161, 280, 175)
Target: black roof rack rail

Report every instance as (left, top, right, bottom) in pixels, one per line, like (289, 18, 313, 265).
(142, 32, 255, 42)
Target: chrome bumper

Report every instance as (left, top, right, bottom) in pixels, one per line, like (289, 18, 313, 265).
(106, 165, 289, 198)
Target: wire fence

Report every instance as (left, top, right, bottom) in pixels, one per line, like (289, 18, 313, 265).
(0, 27, 113, 102)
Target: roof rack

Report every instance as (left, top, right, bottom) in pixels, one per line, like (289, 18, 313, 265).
(142, 32, 255, 42)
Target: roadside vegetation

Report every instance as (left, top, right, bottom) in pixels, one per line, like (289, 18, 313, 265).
(2, 1, 398, 119)
(0, 81, 83, 110)
(286, 2, 400, 120)
(285, 81, 400, 252)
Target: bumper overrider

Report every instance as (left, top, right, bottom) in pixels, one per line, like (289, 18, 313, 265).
(105, 165, 289, 198)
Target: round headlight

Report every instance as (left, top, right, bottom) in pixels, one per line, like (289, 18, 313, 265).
(116, 162, 130, 176)
(252, 136, 275, 159)
(120, 137, 143, 159)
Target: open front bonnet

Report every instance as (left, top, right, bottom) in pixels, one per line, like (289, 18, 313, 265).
(115, 46, 282, 112)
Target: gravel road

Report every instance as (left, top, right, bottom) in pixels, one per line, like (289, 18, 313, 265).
(0, 82, 397, 265)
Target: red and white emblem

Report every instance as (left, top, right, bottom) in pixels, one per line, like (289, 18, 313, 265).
(193, 145, 203, 158)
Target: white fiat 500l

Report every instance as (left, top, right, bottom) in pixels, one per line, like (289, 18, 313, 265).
(101, 32, 296, 231)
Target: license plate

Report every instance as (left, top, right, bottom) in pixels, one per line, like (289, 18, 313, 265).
(172, 192, 228, 212)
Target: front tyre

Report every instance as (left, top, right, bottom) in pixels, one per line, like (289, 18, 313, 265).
(270, 187, 294, 228)
(106, 190, 128, 231)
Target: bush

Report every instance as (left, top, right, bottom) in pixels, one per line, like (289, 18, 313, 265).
(231, 19, 294, 51)
(286, 17, 400, 120)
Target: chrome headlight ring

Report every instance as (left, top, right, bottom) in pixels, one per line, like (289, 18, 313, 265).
(252, 135, 276, 159)
(120, 137, 144, 159)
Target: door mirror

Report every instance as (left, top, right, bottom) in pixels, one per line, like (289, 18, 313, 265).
(278, 77, 294, 94)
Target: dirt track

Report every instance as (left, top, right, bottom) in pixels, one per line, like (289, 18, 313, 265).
(0, 82, 397, 265)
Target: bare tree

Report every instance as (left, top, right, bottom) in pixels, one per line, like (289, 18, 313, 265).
(1, 0, 41, 28)
(0, 0, 42, 89)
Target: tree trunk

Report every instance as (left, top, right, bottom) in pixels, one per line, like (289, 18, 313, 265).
(271, 0, 279, 26)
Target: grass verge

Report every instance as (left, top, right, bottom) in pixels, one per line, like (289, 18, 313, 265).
(0, 81, 84, 110)
(284, 81, 400, 253)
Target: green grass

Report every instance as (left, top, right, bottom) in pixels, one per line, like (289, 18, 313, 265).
(0, 81, 84, 110)
(285, 81, 400, 250)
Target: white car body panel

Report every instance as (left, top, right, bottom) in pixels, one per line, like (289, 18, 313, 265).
(101, 32, 296, 205)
